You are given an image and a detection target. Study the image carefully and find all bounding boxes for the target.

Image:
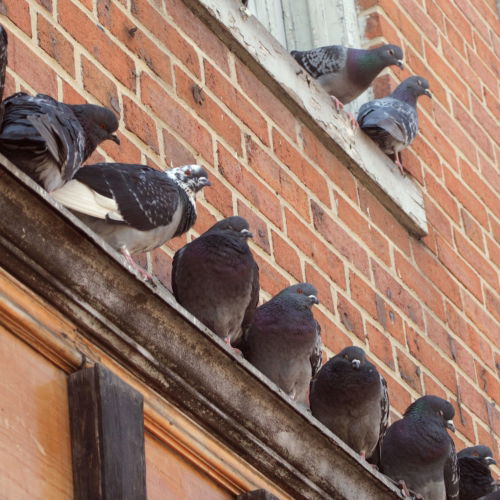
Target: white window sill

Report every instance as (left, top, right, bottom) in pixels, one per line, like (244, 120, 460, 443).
(187, 0, 428, 236)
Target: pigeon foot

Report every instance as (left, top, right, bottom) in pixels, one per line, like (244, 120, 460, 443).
(120, 248, 153, 281)
(394, 152, 405, 176)
(344, 110, 359, 130)
(224, 336, 242, 355)
(330, 95, 344, 112)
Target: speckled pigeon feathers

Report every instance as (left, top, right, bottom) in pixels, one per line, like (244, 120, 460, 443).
(292, 45, 346, 79)
(242, 283, 321, 406)
(0, 92, 118, 191)
(172, 216, 259, 346)
(0, 25, 8, 120)
(51, 163, 210, 254)
(310, 346, 388, 460)
(381, 395, 458, 500)
(357, 76, 430, 156)
(458, 446, 497, 500)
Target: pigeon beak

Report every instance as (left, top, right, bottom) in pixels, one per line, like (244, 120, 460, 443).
(485, 457, 496, 465)
(240, 228, 253, 238)
(424, 89, 432, 98)
(446, 420, 456, 432)
(109, 134, 120, 145)
(351, 359, 361, 369)
(202, 178, 211, 187)
(308, 295, 319, 305)
(396, 60, 404, 69)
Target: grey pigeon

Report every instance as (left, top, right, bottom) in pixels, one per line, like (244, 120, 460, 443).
(357, 75, 431, 174)
(310, 346, 389, 461)
(291, 44, 403, 110)
(51, 163, 210, 279)
(172, 216, 259, 348)
(381, 395, 459, 500)
(0, 25, 7, 123)
(0, 93, 119, 191)
(458, 445, 497, 500)
(242, 283, 322, 406)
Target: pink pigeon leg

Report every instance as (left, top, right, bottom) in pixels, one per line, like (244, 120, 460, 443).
(394, 152, 405, 176)
(330, 95, 344, 112)
(224, 336, 242, 355)
(120, 247, 153, 281)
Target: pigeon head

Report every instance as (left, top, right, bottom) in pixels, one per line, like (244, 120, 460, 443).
(207, 216, 252, 239)
(392, 76, 431, 104)
(70, 103, 120, 156)
(335, 346, 368, 370)
(278, 283, 319, 309)
(458, 445, 496, 466)
(404, 395, 455, 431)
(373, 44, 404, 69)
(169, 164, 211, 193)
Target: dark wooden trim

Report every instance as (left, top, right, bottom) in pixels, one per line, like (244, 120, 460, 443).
(68, 364, 146, 500)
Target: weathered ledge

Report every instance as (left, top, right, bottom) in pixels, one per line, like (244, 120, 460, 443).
(0, 156, 402, 499)
(183, 0, 428, 237)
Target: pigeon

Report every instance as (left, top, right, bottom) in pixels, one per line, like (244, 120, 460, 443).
(0, 92, 119, 191)
(357, 75, 431, 174)
(51, 163, 211, 279)
(242, 283, 322, 406)
(457, 445, 497, 500)
(380, 395, 459, 500)
(309, 346, 389, 461)
(0, 25, 8, 123)
(291, 43, 403, 124)
(172, 216, 259, 348)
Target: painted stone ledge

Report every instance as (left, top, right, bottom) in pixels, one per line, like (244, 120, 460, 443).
(184, 0, 428, 237)
(0, 157, 403, 499)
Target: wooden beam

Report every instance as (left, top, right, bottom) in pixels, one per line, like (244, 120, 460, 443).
(68, 364, 147, 500)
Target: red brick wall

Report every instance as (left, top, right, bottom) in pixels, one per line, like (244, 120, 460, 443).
(1, 0, 498, 461)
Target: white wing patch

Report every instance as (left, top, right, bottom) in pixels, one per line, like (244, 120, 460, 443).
(51, 180, 124, 221)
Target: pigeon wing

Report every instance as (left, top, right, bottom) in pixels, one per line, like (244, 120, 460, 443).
(309, 320, 323, 377)
(444, 436, 460, 500)
(292, 45, 346, 79)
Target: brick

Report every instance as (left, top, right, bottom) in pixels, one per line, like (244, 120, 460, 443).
(424, 171, 459, 223)
(436, 0, 473, 44)
(396, 348, 422, 394)
(162, 130, 196, 166)
(61, 81, 85, 104)
(97, 0, 173, 85)
(217, 143, 282, 228)
(394, 251, 445, 320)
(484, 287, 500, 324)
(407, 327, 457, 392)
(374, 295, 406, 345)
(272, 232, 302, 280)
(36, 0, 52, 11)
(337, 294, 365, 342)
(285, 208, 346, 289)
(237, 200, 271, 254)
(461, 209, 485, 251)
(378, 365, 411, 415)
(452, 399, 476, 444)
(0, 0, 31, 36)
(378, 1, 421, 49)
(81, 56, 120, 113)
(246, 136, 309, 220)
(423, 373, 447, 399)
(455, 0, 491, 43)
(311, 200, 369, 277)
(176, 67, 241, 154)
(304, 263, 334, 313)
(59, 0, 136, 90)
(457, 375, 489, 423)
(471, 92, 500, 149)
(486, 236, 500, 269)
(399, 0, 439, 45)
(192, 202, 217, 235)
(272, 128, 330, 207)
(436, 236, 483, 302)
(37, 15, 75, 77)
(462, 291, 498, 345)
(205, 61, 269, 146)
(123, 96, 159, 154)
(99, 131, 142, 165)
(349, 271, 377, 321)
(253, 253, 289, 297)
(150, 248, 173, 290)
(367, 323, 395, 370)
(314, 307, 351, 355)
(372, 261, 424, 330)
(467, 45, 497, 95)
(141, 73, 213, 163)
(235, 58, 297, 143)
(476, 365, 500, 407)
(7, 32, 57, 96)
(460, 159, 499, 216)
(203, 173, 233, 217)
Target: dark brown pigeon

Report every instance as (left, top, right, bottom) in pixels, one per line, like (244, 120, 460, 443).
(357, 76, 431, 174)
(52, 163, 210, 279)
(310, 346, 389, 461)
(0, 25, 8, 124)
(380, 395, 459, 500)
(458, 445, 497, 500)
(172, 216, 259, 348)
(0, 92, 119, 191)
(242, 283, 322, 406)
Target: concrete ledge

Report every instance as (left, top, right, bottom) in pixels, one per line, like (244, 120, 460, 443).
(0, 157, 403, 498)
(184, 0, 427, 237)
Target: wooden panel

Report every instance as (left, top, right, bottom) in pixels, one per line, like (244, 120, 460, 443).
(145, 432, 233, 500)
(0, 328, 73, 499)
(68, 364, 146, 500)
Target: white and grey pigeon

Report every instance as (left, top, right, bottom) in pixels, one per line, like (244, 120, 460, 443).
(457, 445, 497, 500)
(51, 163, 211, 279)
(380, 395, 459, 500)
(291, 44, 403, 125)
(242, 283, 322, 406)
(0, 25, 8, 124)
(357, 75, 431, 175)
(309, 346, 389, 462)
(0, 92, 119, 191)
(172, 216, 259, 349)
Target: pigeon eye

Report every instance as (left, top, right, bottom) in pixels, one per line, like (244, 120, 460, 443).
(344, 354, 349, 359)
(473, 452, 479, 457)
(417, 79, 423, 86)
(184, 169, 192, 176)
(388, 49, 394, 56)
(438, 410, 443, 417)
(296, 288, 303, 294)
